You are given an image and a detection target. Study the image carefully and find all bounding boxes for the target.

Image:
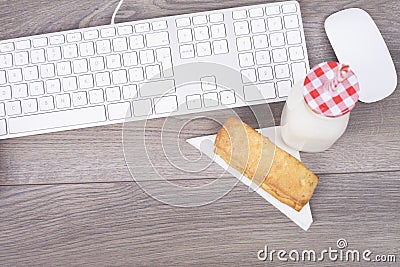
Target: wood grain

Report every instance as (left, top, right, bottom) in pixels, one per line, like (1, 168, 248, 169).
(0, 171, 399, 266)
(0, 0, 399, 266)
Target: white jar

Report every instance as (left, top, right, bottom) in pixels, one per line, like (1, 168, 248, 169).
(280, 62, 360, 153)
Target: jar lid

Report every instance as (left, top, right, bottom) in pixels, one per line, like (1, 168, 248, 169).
(303, 62, 360, 118)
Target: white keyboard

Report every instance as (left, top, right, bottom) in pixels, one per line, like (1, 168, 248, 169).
(0, 1, 309, 139)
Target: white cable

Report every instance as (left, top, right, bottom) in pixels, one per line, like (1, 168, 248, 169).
(111, 0, 124, 25)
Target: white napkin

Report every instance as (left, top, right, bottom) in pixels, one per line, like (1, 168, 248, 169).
(186, 126, 313, 231)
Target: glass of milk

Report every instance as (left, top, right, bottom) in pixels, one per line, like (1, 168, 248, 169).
(281, 62, 360, 152)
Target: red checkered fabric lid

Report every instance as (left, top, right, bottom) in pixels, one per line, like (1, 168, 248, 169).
(303, 62, 360, 118)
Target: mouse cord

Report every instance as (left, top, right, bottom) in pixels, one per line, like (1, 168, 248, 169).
(111, 0, 124, 25)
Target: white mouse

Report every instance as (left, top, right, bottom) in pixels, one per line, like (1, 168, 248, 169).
(325, 8, 397, 103)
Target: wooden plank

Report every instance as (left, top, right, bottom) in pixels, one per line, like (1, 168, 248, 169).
(0, 171, 399, 266)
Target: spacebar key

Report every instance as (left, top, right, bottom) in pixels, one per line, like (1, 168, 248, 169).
(9, 106, 107, 134)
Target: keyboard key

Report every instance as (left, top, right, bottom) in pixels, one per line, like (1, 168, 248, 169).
(46, 79, 61, 93)
(6, 101, 22, 116)
(232, 10, 247, 20)
(258, 66, 274, 81)
(47, 47, 62, 61)
(196, 42, 212, 57)
(40, 64, 56, 78)
(122, 85, 138, 100)
(22, 98, 38, 113)
(284, 15, 300, 29)
(0, 71, 5, 84)
(30, 49, 46, 64)
(8, 69, 23, 83)
(287, 30, 302, 45)
(241, 69, 257, 83)
(253, 35, 268, 49)
(152, 20, 167, 30)
(0, 103, 5, 116)
(129, 35, 145, 49)
(8, 106, 106, 134)
(265, 5, 280, 15)
(238, 52, 254, 67)
(83, 30, 99, 40)
(272, 48, 288, 62)
(176, 18, 190, 28)
(249, 8, 264, 18)
(203, 92, 219, 107)
(106, 87, 121, 102)
(275, 64, 290, 79)
(289, 46, 304, 60)
(244, 83, 276, 101)
(117, 26, 133, 35)
(39, 96, 55, 111)
(236, 36, 252, 52)
(209, 13, 224, 23)
(122, 52, 138, 67)
(66, 32, 82, 43)
(277, 80, 292, 97)
(106, 54, 122, 69)
(23, 66, 39, 81)
(49, 35, 65, 45)
(177, 29, 193, 43)
(201, 76, 216, 91)
(55, 94, 71, 108)
(179, 44, 195, 59)
(112, 69, 128, 84)
(0, 54, 13, 68)
(282, 3, 297, 14)
(88, 89, 104, 104)
(0, 86, 12, 100)
(29, 81, 45, 96)
(101, 28, 116, 38)
(291, 62, 307, 84)
(154, 95, 178, 114)
(14, 52, 29, 66)
(72, 59, 88, 74)
(194, 26, 209, 41)
(62, 77, 78, 91)
(0, 119, 6, 135)
(140, 79, 175, 97)
(0, 42, 14, 52)
(186, 94, 202, 110)
(270, 32, 285, 47)
(56, 61, 72, 76)
(213, 40, 228, 54)
(95, 72, 111, 87)
(234, 21, 250, 35)
(139, 50, 155, 64)
(89, 57, 105, 71)
(146, 32, 169, 47)
(128, 68, 144, 82)
(267, 17, 283, 31)
(72, 91, 88, 106)
(210, 24, 226, 39)
(15, 40, 31, 50)
(132, 99, 152, 117)
(145, 65, 161, 80)
(112, 37, 128, 52)
(193, 15, 207, 25)
(219, 90, 236, 105)
(79, 42, 95, 56)
(108, 102, 132, 120)
(96, 40, 111, 54)
(135, 23, 150, 33)
(32, 38, 48, 48)
(12, 84, 28, 98)
(250, 19, 266, 33)
(156, 48, 174, 77)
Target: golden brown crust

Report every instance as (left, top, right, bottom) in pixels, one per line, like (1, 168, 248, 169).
(214, 118, 318, 211)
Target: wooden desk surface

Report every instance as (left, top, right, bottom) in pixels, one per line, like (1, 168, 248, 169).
(0, 0, 399, 266)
